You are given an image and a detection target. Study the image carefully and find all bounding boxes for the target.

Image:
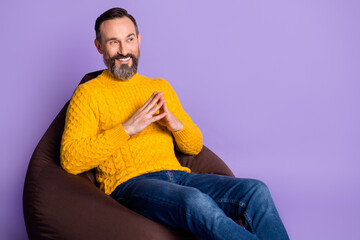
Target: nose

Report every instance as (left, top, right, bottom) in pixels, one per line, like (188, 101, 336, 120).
(117, 42, 128, 56)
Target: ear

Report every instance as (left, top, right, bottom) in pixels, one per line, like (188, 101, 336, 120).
(94, 39, 103, 54)
(137, 33, 141, 48)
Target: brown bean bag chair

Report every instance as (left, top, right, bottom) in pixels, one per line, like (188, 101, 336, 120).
(23, 70, 235, 240)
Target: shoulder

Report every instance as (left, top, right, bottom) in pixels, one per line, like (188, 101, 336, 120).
(144, 76, 175, 93)
(138, 74, 169, 85)
(75, 73, 106, 94)
(71, 80, 102, 105)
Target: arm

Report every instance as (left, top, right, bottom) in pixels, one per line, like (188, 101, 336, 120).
(159, 80, 203, 155)
(60, 85, 130, 174)
(61, 87, 167, 174)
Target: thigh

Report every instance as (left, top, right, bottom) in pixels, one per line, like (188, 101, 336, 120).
(180, 173, 265, 219)
(113, 177, 217, 229)
(114, 175, 260, 240)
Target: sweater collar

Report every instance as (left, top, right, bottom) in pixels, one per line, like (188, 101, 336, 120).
(100, 70, 142, 86)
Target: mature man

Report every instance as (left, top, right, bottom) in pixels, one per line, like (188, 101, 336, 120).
(60, 7, 289, 240)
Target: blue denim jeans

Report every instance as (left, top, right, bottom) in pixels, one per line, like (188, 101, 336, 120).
(110, 170, 289, 240)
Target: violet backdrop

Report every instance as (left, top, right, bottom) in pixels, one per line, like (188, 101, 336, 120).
(1, 0, 359, 239)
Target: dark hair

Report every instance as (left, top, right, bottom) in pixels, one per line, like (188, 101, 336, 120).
(95, 8, 139, 41)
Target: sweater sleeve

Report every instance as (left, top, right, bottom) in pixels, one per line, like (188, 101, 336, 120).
(60, 84, 130, 175)
(161, 80, 203, 155)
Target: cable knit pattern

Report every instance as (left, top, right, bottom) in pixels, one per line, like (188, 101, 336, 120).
(60, 70, 203, 195)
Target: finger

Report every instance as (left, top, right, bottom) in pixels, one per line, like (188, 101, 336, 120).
(151, 112, 167, 122)
(160, 99, 170, 114)
(140, 92, 157, 110)
(144, 92, 163, 112)
(149, 99, 165, 115)
(163, 100, 169, 112)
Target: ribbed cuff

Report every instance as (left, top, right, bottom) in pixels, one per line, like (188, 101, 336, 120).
(106, 123, 130, 148)
(172, 123, 192, 143)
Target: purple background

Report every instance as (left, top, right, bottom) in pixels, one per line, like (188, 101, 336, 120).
(1, 0, 359, 239)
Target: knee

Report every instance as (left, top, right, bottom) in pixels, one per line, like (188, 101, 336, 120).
(251, 179, 270, 195)
(179, 188, 215, 212)
(248, 179, 273, 206)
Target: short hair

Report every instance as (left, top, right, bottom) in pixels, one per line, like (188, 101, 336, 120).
(95, 7, 139, 41)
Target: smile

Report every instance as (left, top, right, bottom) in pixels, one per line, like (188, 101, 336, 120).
(118, 57, 131, 63)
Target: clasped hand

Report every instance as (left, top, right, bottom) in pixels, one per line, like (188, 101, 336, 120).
(122, 92, 183, 136)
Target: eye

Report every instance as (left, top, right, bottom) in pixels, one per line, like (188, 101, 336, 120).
(109, 40, 118, 45)
(127, 38, 134, 42)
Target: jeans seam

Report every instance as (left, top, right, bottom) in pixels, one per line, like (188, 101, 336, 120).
(167, 171, 174, 183)
(215, 199, 255, 234)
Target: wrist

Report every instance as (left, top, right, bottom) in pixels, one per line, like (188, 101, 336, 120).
(171, 120, 183, 132)
(122, 124, 134, 136)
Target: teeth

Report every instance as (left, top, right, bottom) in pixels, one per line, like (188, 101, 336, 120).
(119, 57, 130, 62)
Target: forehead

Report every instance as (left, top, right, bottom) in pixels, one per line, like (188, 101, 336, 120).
(99, 17, 136, 39)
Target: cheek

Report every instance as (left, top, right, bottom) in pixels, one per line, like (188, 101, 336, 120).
(104, 51, 114, 59)
(104, 46, 117, 56)
(130, 45, 140, 56)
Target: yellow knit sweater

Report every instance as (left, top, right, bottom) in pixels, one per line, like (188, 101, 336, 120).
(60, 70, 203, 195)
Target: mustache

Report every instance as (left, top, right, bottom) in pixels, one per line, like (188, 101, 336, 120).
(111, 53, 137, 61)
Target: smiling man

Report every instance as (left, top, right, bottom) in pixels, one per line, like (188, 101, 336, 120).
(95, 16, 140, 81)
(60, 7, 289, 240)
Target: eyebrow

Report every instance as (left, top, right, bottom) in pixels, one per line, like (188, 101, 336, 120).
(105, 33, 136, 42)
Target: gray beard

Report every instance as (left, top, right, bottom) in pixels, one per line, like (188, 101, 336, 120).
(103, 52, 139, 80)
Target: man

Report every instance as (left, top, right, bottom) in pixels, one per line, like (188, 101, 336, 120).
(60, 7, 289, 240)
